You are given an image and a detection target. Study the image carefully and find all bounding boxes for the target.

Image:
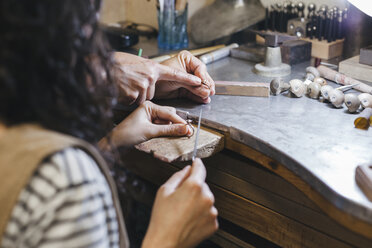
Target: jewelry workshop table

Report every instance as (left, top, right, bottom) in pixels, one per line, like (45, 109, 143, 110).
(120, 55, 372, 247)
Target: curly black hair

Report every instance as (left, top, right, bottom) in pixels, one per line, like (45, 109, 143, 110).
(0, 0, 117, 143)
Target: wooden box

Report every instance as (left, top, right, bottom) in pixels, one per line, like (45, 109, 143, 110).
(301, 38, 344, 60)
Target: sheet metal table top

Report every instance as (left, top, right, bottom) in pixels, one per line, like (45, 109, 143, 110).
(157, 57, 372, 223)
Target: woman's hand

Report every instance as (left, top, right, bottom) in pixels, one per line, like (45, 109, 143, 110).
(113, 52, 202, 105)
(142, 159, 218, 248)
(155, 50, 215, 104)
(99, 101, 192, 149)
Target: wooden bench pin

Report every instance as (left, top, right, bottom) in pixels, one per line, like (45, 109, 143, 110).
(356, 164, 372, 201)
(135, 122, 224, 163)
(215, 81, 270, 97)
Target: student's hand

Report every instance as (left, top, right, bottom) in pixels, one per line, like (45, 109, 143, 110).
(142, 159, 218, 248)
(155, 50, 215, 104)
(100, 101, 192, 148)
(113, 52, 202, 105)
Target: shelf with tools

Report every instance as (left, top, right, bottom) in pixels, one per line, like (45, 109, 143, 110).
(262, 2, 347, 61)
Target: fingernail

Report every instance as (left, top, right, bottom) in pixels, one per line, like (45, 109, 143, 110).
(187, 126, 193, 136)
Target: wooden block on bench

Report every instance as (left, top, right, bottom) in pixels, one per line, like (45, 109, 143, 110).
(215, 81, 270, 97)
(339, 55, 372, 83)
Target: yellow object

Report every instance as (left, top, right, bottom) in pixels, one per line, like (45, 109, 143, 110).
(151, 44, 226, 62)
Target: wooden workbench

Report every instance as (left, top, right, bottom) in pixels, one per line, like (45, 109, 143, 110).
(118, 43, 372, 247)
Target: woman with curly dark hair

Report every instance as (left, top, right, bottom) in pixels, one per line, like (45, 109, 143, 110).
(0, 0, 218, 247)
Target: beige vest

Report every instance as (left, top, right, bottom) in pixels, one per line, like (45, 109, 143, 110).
(0, 124, 129, 247)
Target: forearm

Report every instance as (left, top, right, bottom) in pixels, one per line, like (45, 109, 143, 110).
(142, 231, 176, 248)
(97, 127, 132, 152)
(97, 135, 112, 153)
(114, 51, 149, 64)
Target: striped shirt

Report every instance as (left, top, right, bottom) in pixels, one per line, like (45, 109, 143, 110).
(1, 148, 120, 248)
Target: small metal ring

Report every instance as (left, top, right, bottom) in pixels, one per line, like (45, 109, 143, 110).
(186, 119, 195, 137)
(202, 79, 211, 89)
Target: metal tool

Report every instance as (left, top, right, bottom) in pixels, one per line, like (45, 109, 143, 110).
(251, 30, 297, 77)
(290, 2, 297, 19)
(332, 6, 339, 41)
(266, 2, 348, 43)
(297, 2, 305, 18)
(336, 83, 359, 92)
(251, 29, 298, 48)
(317, 9, 325, 41)
(199, 43, 239, 65)
(192, 108, 202, 161)
(307, 3, 316, 19)
(287, 17, 307, 37)
(265, 7, 269, 30)
(337, 9, 343, 40)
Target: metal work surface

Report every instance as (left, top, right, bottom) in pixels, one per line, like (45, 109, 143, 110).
(157, 57, 372, 223)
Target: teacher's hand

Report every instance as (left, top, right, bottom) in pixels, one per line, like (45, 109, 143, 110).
(113, 52, 202, 105)
(156, 50, 215, 104)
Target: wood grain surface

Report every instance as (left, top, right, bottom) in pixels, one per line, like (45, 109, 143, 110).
(135, 125, 224, 162)
(301, 38, 344, 60)
(356, 165, 372, 202)
(123, 150, 357, 248)
(215, 81, 270, 97)
(339, 56, 372, 83)
(224, 134, 372, 241)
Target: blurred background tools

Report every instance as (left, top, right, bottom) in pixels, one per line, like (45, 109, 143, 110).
(252, 30, 297, 77)
(339, 45, 372, 83)
(265, 2, 347, 41)
(117, 21, 158, 39)
(318, 65, 372, 94)
(263, 2, 347, 61)
(199, 43, 239, 65)
(100, 24, 140, 51)
(189, 0, 265, 44)
(150, 43, 239, 65)
(157, 0, 189, 50)
(150, 44, 226, 63)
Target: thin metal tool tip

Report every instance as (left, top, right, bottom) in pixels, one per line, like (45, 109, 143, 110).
(192, 108, 203, 161)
